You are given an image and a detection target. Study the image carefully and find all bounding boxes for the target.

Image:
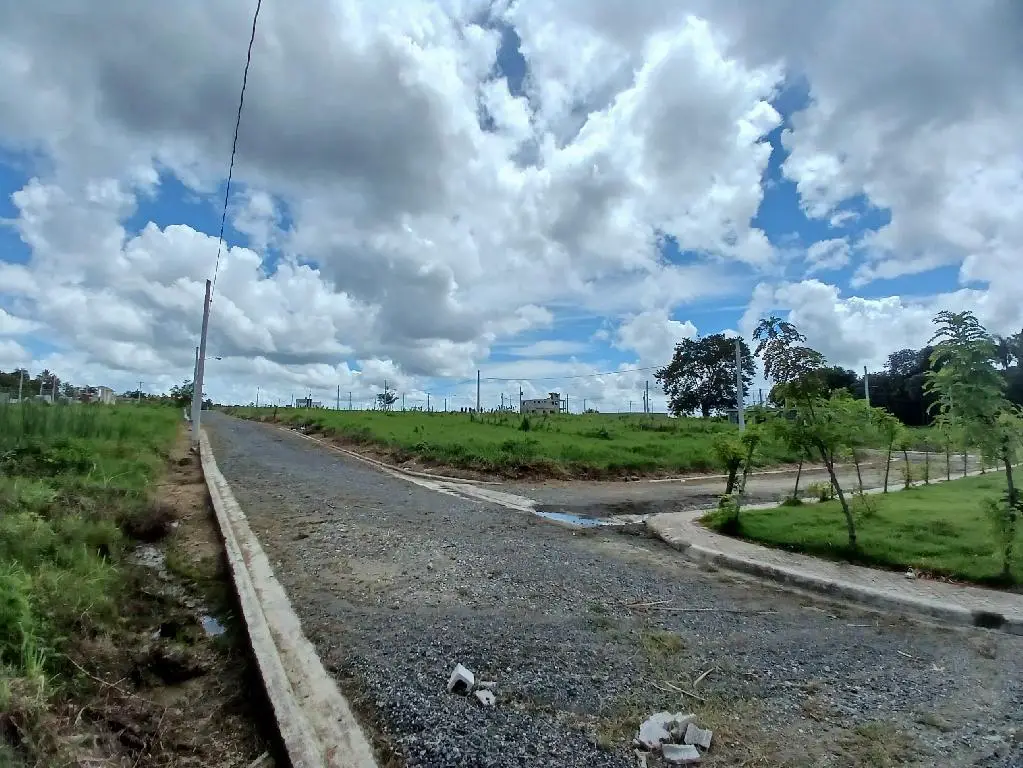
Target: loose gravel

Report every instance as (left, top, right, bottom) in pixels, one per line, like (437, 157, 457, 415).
(207, 414, 1022, 768)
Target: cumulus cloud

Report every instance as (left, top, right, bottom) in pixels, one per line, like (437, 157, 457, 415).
(0, 0, 1019, 404)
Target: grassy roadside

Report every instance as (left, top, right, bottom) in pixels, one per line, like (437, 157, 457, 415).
(0, 402, 271, 765)
(704, 473, 1023, 586)
(226, 407, 804, 479)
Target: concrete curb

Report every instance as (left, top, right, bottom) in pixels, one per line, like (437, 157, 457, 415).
(648, 523, 1023, 636)
(200, 431, 379, 768)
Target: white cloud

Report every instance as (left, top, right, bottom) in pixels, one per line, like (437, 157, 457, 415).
(0, 0, 1019, 407)
(805, 238, 850, 273)
(614, 309, 697, 365)
(0, 308, 39, 336)
(505, 340, 592, 358)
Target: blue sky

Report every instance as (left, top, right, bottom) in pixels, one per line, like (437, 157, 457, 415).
(2, 1, 1013, 409)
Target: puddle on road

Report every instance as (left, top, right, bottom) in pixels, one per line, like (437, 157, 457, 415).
(200, 614, 227, 637)
(533, 508, 609, 527)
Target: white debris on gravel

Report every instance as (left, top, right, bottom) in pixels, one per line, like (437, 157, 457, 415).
(637, 712, 709, 762)
(661, 743, 702, 764)
(474, 689, 496, 707)
(447, 663, 474, 694)
(633, 749, 649, 767)
(683, 722, 713, 750)
(478, 680, 497, 690)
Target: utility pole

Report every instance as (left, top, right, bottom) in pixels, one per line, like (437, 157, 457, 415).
(427, 393, 431, 412)
(476, 370, 481, 413)
(336, 385, 340, 411)
(444, 397, 447, 412)
(17, 369, 24, 402)
(191, 279, 212, 448)
(402, 393, 405, 411)
(758, 388, 763, 406)
(734, 337, 745, 431)
(645, 380, 650, 414)
(583, 398, 586, 412)
(863, 366, 871, 407)
(501, 392, 505, 410)
(349, 391, 352, 410)
(519, 387, 523, 413)
(256, 386, 260, 408)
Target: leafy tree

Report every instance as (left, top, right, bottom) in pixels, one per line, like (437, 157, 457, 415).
(169, 380, 194, 408)
(376, 389, 398, 411)
(821, 366, 858, 395)
(874, 410, 903, 493)
(712, 433, 744, 496)
(655, 334, 754, 418)
(755, 316, 861, 549)
(925, 310, 1021, 580)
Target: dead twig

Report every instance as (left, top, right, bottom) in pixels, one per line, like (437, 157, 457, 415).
(63, 655, 159, 708)
(661, 680, 707, 702)
(692, 666, 717, 687)
(246, 752, 271, 768)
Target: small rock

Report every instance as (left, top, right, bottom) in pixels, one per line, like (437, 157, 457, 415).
(683, 722, 713, 750)
(447, 663, 475, 694)
(905, 568, 917, 580)
(634, 749, 649, 768)
(478, 680, 497, 690)
(474, 689, 496, 707)
(637, 715, 672, 750)
(662, 743, 701, 764)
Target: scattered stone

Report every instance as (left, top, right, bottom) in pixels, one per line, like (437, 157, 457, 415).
(905, 568, 917, 580)
(683, 722, 713, 750)
(661, 743, 701, 764)
(636, 717, 671, 750)
(637, 712, 694, 750)
(633, 749, 648, 768)
(474, 689, 496, 707)
(478, 680, 497, 690)
(447, 663, 475, 694)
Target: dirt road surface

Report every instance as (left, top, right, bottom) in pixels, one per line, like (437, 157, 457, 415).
(207, 414, 1020, 768)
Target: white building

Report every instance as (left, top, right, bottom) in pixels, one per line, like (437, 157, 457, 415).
(521, 392, 561, 415)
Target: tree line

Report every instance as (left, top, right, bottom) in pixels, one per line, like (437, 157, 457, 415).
(655, 328, 1023, 427)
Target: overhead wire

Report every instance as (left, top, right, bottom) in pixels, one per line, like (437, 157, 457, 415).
(210, 0, 263, 301)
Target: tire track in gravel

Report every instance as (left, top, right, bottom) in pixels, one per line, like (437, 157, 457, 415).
(206, 413, 1022, 768)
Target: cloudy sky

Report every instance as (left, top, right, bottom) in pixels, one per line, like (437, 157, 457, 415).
(0, 0, 1020, 411)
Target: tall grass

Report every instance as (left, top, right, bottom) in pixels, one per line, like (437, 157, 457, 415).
(229, 407, 803, 477)
(0, 402, 179, 717)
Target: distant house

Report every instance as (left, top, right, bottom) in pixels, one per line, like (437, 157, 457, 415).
(81, 386, 116, 404)
(521, 392, 561, 415)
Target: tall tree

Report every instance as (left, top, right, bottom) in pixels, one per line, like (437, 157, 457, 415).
(925, 311, 1020, 579)
(656, 334, 754, 418)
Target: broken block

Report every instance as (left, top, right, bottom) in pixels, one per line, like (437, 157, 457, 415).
(447, 663, 475, 694)
(683, 722, 713, 750)
(474, 689, 496, 707)
(636, 717, 671, 750)
(661, 743, 701, 764)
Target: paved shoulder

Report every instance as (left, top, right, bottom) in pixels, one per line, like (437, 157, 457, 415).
(206, 414, 1023, 768)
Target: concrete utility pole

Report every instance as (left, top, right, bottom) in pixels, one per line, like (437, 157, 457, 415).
(427, 393, 431, 412)
(519, 387, 523, 413)
(256, 386, 260, 408)
(336, 385, 340, 411)
(501, 392, 505, 410)
(645, 381, 650, 414)
(138, 381, 143, 404)
(444, 397, 447, 412)
(863, 366, 871, 407)
(18, 369, 24, 402)
(734, 337, 746, 431)
(191, 279, 212, 448)
(402, 393, 405, 411)
(349, 392, 353, 410)
(476, 370, 481, 413)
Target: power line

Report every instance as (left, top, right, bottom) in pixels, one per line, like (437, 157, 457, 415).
(479, 365, 660, 383)
(210, 0, 263, 300)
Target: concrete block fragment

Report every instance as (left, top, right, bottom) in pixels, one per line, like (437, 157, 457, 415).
(447, 663, 474, 694)
(478, 680, 497, 690)
(636, 717, 671, 750)
(661, 743, 701, 764)
(474, 689, 496, 707)
(683, 722, 713, 750)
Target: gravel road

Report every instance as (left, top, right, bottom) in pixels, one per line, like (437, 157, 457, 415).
(206, 414, 1020, 768)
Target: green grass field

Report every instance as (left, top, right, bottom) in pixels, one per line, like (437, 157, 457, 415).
(0, 401, 180, 735)
(706, 473, 1022, 585)
(227, 407, 805, 478)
